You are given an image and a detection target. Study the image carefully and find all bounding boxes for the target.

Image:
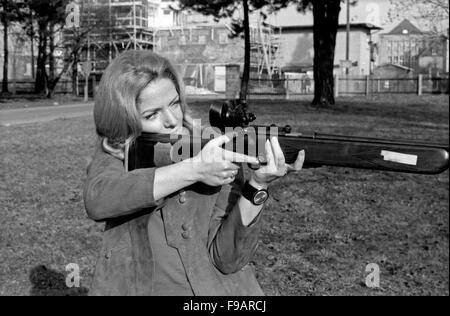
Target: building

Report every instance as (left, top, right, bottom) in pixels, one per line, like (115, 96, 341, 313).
(378, 19, 449, 75)
(373, 64, 414, 78)
(154, 24, 242, 92)
(154, 21, 281, 92)
(72, 0, 159, 73)
(152, 0, 210, 27)
(278, 23, 382, 76)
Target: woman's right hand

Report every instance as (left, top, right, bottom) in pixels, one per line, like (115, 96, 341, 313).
(190, 133, 259, 187)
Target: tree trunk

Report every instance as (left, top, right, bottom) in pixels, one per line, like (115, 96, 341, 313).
(29, 10, 35, 79)
(35, 22, 47, 94)
(47, 23, 55, 98)
(47, 60, 74, 99)
(30, 33, 35, 79)
(71, 51, 78, 96)
(1, 10, 9, 93)
(239, 0, 250, 101)
(311, 0, 341, 107)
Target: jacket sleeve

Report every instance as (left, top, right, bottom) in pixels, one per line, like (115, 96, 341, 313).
(83, 146, 162, 221)
(207, 167, 263, 275)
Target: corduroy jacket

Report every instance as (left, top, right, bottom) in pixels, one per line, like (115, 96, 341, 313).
(83, 144, 264, 296)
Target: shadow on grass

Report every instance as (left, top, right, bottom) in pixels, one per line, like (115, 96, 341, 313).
(0, 93, 86, 110)
(0, 93, 48, 102)
(29, 265, 89, 296)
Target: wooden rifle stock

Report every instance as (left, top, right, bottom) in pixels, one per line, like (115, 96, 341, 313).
(127, 128, 449, 175)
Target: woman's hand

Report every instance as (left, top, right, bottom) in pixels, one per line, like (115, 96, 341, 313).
(190, 132, 259, 187)
(250, 137, 305, 188)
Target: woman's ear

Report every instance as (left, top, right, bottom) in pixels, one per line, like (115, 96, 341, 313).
(102, 138, 125, 161)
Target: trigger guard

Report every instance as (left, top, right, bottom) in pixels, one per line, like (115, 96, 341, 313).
(248, 157, 263, 170)
(248, 162, 260, 170)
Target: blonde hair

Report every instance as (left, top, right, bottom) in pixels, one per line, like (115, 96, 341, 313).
(94, 50, 191, 151)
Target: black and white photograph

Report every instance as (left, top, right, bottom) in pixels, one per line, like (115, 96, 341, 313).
(0, 0, 448, 299)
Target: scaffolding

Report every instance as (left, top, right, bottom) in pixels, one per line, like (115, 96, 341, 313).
(250, 21, 283, 79)
(75, 0, 157, 73)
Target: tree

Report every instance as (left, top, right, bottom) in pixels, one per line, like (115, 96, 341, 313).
(256, 0, 343, 106)
(309, 0, 341, 106)
(27, 0, 69, 96)
(179, 0, 344, 106)
(64, 1, 118, 97)
(23, 0, 117, 97)
(22, 5, 37, 79)
(0, 0, 24, 94)
(178, 0, 253, 100)
(388, 0, 449, 34)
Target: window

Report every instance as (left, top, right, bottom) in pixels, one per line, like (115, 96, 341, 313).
(219, 32, 228, 44)
(393, 56, 399, 64)
(392, 41, 398, 55)
(411, 41, 416, 54)
(173, 11, 187, 26)
(180, 35, 187, 45)
(387, 41, 392, 54)
(163, 9, 171, 15)
(388, 56, 392, 63)
(167, 37, 177, 46)
(198, 35, 207, 44)
(431, 47, 437, 55)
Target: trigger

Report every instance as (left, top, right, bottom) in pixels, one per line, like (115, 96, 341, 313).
(248, 157, 264, 170)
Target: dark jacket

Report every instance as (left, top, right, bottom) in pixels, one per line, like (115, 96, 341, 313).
(83, 145, 264, 296)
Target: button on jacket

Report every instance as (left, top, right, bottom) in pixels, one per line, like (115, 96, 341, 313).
(83, 144, 264, 296)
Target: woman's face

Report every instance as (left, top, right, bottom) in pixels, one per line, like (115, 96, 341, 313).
(138, 77, 184, 134)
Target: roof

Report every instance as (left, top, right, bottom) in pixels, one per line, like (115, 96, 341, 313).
(281, 64, 313, 73)
(279, 23, 383, 33)
(387, 19, 423, 35)
(377, 63, 414, 72)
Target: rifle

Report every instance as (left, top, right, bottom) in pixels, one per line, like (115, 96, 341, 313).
(127, 100, 449, 175)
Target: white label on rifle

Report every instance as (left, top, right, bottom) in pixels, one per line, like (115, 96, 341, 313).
(381, 150, 418, 165)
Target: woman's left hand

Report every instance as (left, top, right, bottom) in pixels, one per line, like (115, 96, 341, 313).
(250, 137, 305, 187)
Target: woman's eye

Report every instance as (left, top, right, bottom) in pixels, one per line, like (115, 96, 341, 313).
(170, 102, 180, 108)
(144, 112, 158, 120)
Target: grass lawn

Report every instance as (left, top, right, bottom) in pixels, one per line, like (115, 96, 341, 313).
(0, 94, 448, 296)
(0, 94, 86, 110)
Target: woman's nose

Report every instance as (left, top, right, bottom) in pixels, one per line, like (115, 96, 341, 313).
(163, 109, 178, 129)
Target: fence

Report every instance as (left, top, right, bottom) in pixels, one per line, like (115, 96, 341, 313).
(2, 79, 73, 95)
(335, 75, 449, 96)
(1, 74, 101, 97)
(2, 75, 449, 98)
(248, 75, 449, 99)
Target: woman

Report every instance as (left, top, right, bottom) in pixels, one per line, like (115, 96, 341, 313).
(83, 50, 305, 296)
